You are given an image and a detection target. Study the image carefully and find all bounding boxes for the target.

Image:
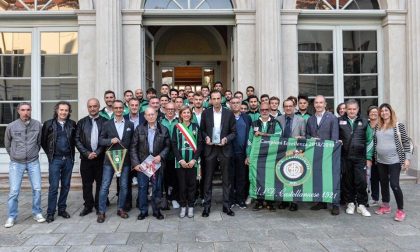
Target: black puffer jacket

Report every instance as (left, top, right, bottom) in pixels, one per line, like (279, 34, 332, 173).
(338, 115, 369, 160)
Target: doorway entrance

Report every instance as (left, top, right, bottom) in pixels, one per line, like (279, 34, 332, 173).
(143, 26, 232, 92)
(160, 65, 216, 91)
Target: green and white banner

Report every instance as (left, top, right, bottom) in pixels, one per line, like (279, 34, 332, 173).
(249, 136, 341, 204)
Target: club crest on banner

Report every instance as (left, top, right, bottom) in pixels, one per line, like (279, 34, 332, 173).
(276, 150, 312, 187)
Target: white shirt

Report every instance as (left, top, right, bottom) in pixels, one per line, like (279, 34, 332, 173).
(105, 107, 113, 118)
(213, 107, 222, 129)
(193, 109, 202, 126)
(114, 118, 125, 140)
(315, 111, 325, 126)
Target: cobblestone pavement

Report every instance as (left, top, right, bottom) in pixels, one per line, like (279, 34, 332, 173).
(1, 184, 420, 252)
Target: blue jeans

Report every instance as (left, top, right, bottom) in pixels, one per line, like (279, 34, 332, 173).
(8, 160, 42, 219)
(47, 157, 74, 215)
(98, 164, 130, 213)
(138, 171, 162, 215)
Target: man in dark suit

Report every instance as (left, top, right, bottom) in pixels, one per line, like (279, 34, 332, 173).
(75, 98, 106, 216)
(130, 107, 170, 220)
(277, 99, 306, 211)
(306, 95, 340, 215)
(97, 100, 134, 223)
(200, 90, 237, 217)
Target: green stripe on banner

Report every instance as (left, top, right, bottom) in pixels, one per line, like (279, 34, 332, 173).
(264, 138, 278, 201)
(249, 137, 261, 198)
(322, 140, 334, 203)
(281, 138, 297, 202)
(302, 140, 315, 202)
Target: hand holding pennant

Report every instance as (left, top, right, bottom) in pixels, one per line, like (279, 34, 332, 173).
(105, 142, 127, 177)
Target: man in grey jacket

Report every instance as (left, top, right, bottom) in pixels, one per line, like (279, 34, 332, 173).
(4, 102, 46, 228)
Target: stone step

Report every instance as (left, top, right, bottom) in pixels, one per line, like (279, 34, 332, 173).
(400, 173, 418, 184)
(0, 172, 83, 192)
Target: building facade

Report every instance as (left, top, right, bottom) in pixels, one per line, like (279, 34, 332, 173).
(0, 0, 419, 180)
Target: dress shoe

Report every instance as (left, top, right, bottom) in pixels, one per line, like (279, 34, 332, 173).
(253, 201, 264, 211)
(124, 203, 132, 212)
(153, 211, 164, 220)
(58, 211, 70, 219)
(202, 208, 210, 217)
(222, 207, 235, 216)
(331, 205, 340, 215)
(46, 214, 54, 223)
(97, 213, 106, 223)
(310, 202, 328, 211)
(137, 213, 148, 220)
(278, 202, 290, 209)
(117, 209, 129, 219)
(266, 202, 276, 212)
(289, 203, 298, 211)
(79, 207, 93, 217)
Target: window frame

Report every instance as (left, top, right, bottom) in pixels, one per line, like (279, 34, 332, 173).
(0, 26, 78, 131)
(297, 23, 383, 111)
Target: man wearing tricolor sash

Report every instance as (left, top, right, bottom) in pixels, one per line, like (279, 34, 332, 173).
(171, 106, 203, 218)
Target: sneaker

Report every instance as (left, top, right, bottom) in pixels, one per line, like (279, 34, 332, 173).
(375, 205, 391, 215)
(394, 209, 406, 222)
(172, 200, 180, 209)
(179, 207, 186, 218)
(4, 218, 14, 228)
(245, 196, 252, 205)
(33, 213, 46, 223)
(187, 207, 194, 218)
(132, 177, 138, 186)
(238, 202, 247, 209)
(357, 204, 371, 217)
(369, 200, 379, 207)
(346, 203, 355, 215)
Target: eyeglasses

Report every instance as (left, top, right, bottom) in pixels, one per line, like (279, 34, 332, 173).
(260, 109, 269, 112)
(113, 107, 124, 110)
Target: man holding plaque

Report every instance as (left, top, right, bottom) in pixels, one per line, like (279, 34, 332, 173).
(130, 107, 170, 220)
(200, 90, 237, 217)
(97, 100, 134, 223)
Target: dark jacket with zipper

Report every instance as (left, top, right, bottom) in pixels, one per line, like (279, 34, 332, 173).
(75, 116, 106, 160)
(338, 115, 373, 160)
(130, 121, 170, 170)
(41, 118, 77, 162)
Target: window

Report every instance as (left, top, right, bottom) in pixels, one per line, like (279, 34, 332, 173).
(41, 32, 78, 123)
(0, 29, 78, 148)
(298, 27, 380, 114)
(296, 0, 380, 10)
(0, 0, 79, 11)
(144, 0, 233, 9)
(145, 31, 154, 89)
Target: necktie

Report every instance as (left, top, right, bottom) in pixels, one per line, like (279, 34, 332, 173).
(91, 118, 98, 151)
(283, 116, 292, 138)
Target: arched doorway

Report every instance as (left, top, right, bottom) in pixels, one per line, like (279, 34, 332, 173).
(145, 25, 231, 92)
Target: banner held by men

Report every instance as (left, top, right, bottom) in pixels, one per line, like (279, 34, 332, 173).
(249, 136, 341, 204)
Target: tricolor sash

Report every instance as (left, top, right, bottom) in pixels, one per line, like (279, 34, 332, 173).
(175, 123, 197, 152)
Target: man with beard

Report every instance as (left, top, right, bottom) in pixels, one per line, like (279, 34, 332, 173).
(296, 95, 311, 121)
(160, 84, 170, 96)
(135, 88, 149, 113)
(247, 95, 260, 122)
(99, 90, 116, 120)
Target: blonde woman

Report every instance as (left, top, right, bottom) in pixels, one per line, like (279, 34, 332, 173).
(374, 103, 411, 221)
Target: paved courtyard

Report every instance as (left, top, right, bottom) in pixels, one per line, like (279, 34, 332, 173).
(1, 184, 420, 252)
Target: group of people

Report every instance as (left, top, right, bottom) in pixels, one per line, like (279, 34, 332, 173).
(4, 82, 412, 228)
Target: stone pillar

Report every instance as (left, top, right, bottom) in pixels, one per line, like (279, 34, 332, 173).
(122, 10, 143, 92)
(281, 10, 299, 98)
(255, 0, 282, 98)
(234, 11, 256, 93)
(382, 11, 407, 121)
(77, 11, 96, 117)
(406, 1, 420, 176)
(96, 0, 123, 99)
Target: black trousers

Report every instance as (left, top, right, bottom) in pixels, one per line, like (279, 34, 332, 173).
(80, 157, 104, 210)
(230, 152, 247, 203)
(164, 158, 179, 201)
(377, 162, 404, 210)
(176, 167, 197, 207)
(203, 147, 231, 209)
(341, 158, 368, 205)
(370, 161, 380, 201)
(195, 153, 206, 200)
